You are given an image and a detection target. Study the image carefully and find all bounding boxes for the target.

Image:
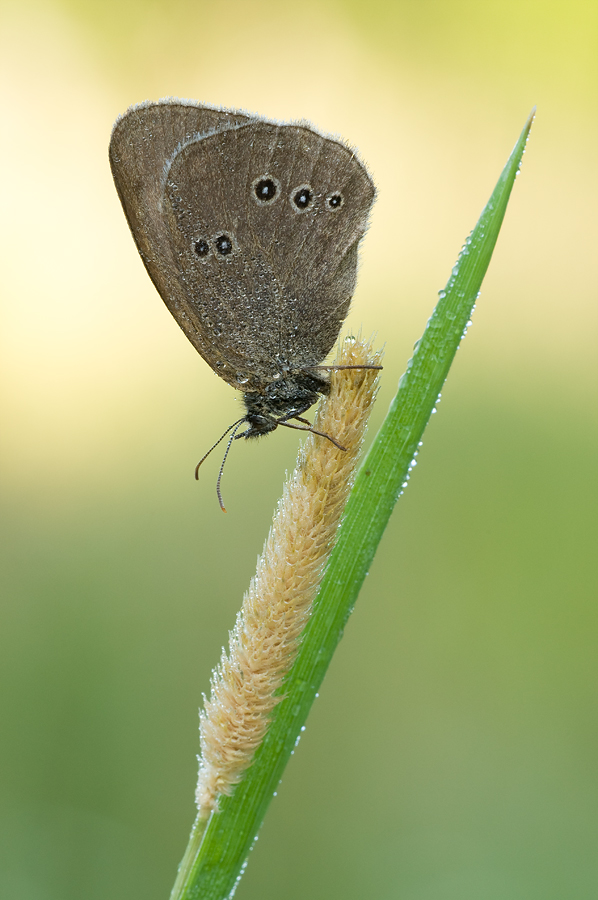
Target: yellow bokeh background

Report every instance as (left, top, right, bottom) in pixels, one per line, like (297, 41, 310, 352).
(1, 1, 596, 897)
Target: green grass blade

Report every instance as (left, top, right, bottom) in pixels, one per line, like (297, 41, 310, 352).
(171, 108, 535, 900)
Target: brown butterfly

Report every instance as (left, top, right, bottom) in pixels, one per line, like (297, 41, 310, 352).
(109, 99, 378, 507)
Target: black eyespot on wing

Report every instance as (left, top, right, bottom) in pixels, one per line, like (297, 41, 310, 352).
(252, 175, 280, 205)
(193, 239, 210, 257)
(327, 193, 343, 210)
(292, 185, 313, 211)
(254, 178, 278, 202)
(215, 234, 233, 256)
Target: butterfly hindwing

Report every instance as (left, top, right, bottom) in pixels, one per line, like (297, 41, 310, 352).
(161, 120, 375, 388)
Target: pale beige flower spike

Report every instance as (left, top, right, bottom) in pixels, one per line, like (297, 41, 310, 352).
(196, 335, 382, 818)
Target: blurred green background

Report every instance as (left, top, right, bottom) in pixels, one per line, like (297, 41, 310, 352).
(1, 0, 596, 897)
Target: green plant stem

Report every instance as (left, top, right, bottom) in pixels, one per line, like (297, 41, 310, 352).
(170, 107, 535, 900)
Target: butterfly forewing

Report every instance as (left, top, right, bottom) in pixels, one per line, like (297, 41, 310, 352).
(109, 100, 253, 352)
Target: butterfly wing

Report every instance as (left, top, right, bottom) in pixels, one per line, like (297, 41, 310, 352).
(162, 120, 375, 390)
(109, 99, 253, 354)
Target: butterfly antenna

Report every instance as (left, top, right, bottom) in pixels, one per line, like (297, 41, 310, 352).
(194, 417, 246, 480)
(215, 420, 246, 513)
